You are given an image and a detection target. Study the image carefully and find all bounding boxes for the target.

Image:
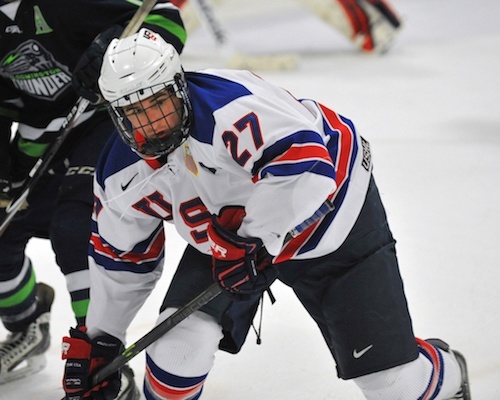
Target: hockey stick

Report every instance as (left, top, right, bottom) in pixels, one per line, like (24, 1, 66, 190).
(90, 282, 223, 387)
(0, 0, 158, 237)
(190, 0, 298, 71)
(83, 199, 334, 391)
(0, 97, 89, 237)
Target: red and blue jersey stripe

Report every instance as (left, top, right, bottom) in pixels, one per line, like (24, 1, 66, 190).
(251, 130, 335, 182)
(89, 218, 165, 274)
(275, 102, 359, 263)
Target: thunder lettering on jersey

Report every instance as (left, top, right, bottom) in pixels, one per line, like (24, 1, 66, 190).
(0, 40, 72, 101)
(0, 0, 186, 143)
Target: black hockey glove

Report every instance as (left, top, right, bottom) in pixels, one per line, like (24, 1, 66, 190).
(207, 207, 277, 301)
(72, 25, 124, 104)
(0, 138, 11, 207)
(0, 178, 11, 207)
(62, 326, 123, 400)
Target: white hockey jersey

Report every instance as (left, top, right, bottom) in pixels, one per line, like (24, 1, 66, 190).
(86, 69, 372, 341)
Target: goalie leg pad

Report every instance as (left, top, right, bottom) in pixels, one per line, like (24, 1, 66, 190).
(299, 0, 356, 41)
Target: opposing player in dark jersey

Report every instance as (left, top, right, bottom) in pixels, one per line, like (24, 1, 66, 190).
(0, 0, 185, 393)
(62, 30, 470, 399)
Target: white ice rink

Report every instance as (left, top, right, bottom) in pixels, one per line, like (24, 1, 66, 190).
(1, 0, 499, 398)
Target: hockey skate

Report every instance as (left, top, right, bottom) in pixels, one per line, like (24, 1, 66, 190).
(118, 364, 141, 400)
(426, 339, 471, 400)
(0, 282, 54, 384)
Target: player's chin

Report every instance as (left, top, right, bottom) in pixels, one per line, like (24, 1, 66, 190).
(153, 126, 178, 140)
(156, 130, 171, 140)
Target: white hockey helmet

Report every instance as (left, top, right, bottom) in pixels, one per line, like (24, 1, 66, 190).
(99, 28, 191, 157)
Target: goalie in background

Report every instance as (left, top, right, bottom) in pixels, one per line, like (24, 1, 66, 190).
(299, 0, 402, 53)
(172, 0, 402, 54)
(0, 0, 186, 396)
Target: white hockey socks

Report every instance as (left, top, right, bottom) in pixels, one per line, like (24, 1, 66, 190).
(144, 308, 222, 399)
(353, 338, 462, 399)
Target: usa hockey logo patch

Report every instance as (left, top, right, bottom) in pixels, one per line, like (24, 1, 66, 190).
(142, 29, 158, 41)
(184, 143, 198, 176)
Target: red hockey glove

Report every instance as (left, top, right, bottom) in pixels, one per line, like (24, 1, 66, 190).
(207, 207, 277, 301)
(72, 25, 123, 104)
(62, 326, 123, 400)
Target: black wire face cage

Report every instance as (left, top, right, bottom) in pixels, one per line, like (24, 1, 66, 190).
(108, 75, 192, 158)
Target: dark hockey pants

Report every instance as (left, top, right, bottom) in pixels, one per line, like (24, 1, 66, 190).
(162, 176, 418, 380)
(0, 114, 115, 331)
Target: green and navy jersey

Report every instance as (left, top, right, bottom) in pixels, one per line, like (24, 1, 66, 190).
(0, 0, 185, 161)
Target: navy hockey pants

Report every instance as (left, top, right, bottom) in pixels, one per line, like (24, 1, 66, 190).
(162, 176, 418, 381)
(277, 176, 419, 379)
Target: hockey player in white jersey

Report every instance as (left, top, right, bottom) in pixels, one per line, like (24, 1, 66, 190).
(61, 29, 470, 399)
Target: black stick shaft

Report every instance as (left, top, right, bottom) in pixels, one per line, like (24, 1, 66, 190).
(91, 283, 222, 386)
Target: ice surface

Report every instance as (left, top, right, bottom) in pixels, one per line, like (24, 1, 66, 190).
(1, 0, 499, 398)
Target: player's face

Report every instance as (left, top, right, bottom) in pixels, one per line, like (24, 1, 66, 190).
(123, 88, 183, 141)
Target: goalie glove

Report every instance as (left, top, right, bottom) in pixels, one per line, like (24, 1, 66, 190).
(0, 178, 29, 212)
(72, 25, 123, 104)
(300, 0, 401, 53)
(351, 0, 402, 52)
(207, 207, 277, 301)
(62, 326, 123, 400)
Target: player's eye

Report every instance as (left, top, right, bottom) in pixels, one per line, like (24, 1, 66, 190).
(124, 107, 143, 117)
(154, 95, 169, 107)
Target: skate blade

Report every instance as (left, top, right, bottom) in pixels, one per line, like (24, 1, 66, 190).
(117, 384, 141, 400)
(0, 353, 47, 385)
(117, 365, 141, 400)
